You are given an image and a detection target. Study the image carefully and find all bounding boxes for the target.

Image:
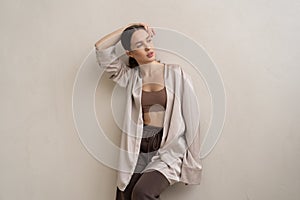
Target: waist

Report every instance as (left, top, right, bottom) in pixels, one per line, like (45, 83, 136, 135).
(142, 124, 163, 138)
(141, 125, 164, 153)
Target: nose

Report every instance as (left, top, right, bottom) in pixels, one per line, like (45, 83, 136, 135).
(145, 46, 151, 51)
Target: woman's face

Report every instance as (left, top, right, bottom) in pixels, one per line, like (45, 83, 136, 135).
(126, 29, 156, 65)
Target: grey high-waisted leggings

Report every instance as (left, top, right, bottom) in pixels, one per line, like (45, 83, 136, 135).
(115, 125, 170, 200)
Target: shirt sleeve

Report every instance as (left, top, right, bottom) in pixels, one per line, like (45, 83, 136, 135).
(95, 45, 132, 87)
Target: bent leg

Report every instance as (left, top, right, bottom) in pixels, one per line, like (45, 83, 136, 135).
(131, 170, 170, 200)
(116, 173, 142, 200)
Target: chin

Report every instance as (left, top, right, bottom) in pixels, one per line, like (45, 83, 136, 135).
(140, 58, 155, 64)
(148, 56, 156, 61)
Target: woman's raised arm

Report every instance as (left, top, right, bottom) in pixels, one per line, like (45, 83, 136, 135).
(94, 26, 124, 50)
(95, 22, 155, 50)
(94, 23, 140, 87)
(94, 23, 155, 87)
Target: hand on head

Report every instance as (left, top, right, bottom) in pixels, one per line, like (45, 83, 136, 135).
(127, 22, 156, 38)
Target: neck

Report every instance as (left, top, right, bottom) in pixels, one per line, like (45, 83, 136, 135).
(139, 61, 162, 76)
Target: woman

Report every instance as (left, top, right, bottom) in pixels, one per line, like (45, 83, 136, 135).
(95, 22, 202, 200)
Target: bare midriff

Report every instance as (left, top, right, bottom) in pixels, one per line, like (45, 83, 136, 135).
(143, 111, 165, 127)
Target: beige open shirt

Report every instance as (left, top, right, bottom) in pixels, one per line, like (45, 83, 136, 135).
(95, 45, 203, 191)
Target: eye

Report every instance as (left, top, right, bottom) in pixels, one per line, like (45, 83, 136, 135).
(147, 38, 152, 43)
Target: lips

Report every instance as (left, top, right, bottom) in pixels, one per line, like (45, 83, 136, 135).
(147, 52, 154, 58)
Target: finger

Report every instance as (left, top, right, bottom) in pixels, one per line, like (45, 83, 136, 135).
(149, 30, 153, 38)
(148, 27, 155, 37)
(146, 28, 152, 36)
(150, 28, 155, 36)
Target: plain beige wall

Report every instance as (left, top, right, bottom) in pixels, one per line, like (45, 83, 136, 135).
(1, 0, 299, 199)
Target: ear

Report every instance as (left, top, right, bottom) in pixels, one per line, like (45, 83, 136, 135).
(126, 50, 133, 58)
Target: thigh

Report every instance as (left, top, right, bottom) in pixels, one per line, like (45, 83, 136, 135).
(132, 170, 170, 199)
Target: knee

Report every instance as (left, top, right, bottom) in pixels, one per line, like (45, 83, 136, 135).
(131, 185, 146, 199)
